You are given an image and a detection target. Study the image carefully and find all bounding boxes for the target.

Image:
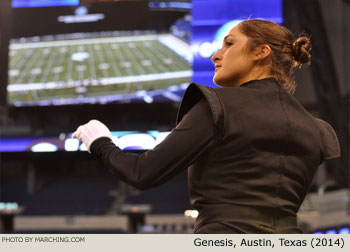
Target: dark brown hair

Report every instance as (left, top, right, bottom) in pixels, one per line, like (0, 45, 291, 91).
(238, 19, 311, 94)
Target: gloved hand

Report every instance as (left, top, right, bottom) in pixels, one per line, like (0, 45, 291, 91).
(72, 119, 112, 152)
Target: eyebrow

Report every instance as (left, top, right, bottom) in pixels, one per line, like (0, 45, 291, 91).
(223, 35, 235, 41)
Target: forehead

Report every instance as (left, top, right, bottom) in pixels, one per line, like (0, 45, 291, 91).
(227, 25, 244, 38)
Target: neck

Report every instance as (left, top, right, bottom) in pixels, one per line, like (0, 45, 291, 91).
(236, 66, 273, 87)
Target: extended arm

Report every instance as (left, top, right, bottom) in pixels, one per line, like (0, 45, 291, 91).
(89, 98, 215, 190)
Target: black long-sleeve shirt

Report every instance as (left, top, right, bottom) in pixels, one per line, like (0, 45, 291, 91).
(90, 98, 214, 190)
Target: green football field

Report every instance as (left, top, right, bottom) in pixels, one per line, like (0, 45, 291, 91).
(8, 33, 192, 105)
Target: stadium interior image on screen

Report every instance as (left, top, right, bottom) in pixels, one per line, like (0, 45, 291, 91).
(7, 0, 282, 107)
(8, 0, 192, 106)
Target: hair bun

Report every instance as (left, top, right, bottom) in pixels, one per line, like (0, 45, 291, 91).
(292, 35, 312, 67)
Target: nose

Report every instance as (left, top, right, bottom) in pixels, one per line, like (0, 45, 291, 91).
(211, 49, 221, 63)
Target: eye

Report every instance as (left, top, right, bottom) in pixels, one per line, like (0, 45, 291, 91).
(224, 41, 233, 47)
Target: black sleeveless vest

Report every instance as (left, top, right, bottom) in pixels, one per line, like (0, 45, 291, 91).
(176, 78, 340, 233)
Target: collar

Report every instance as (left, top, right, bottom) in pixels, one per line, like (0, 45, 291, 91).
(239, 77, 278, 87)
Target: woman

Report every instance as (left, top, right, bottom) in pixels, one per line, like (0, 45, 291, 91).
(73, 20, 340, 233)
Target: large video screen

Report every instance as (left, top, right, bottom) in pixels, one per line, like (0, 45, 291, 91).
(7, 0, 282, 108)
(7, 1, 192, 106)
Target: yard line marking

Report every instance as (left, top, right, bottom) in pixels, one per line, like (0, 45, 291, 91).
(95, 43, 109, 77)
(102, 43, 122, 76)
(16, 49, 41, 84)
(40, 46, 60, 83)
(118, 43, 133, 75)
(105, 44, 123, 76)
(28, 47, 50, 83)
(142, 41, 170, 73)
(10, 34, 160, 49)
(52, 44, 68, 82)
(151, 43, 183, 71)
(87, 44, 97, 79)
(9, 50, 27, 72)
(8, 70, 193, 92)
(134, 42, 158, 73)
(122, 42, 146, 75)
(66, 45, 74, 81)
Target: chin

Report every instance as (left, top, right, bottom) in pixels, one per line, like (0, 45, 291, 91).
(213, 78, 227, 88)
(213, 76, 224, 87)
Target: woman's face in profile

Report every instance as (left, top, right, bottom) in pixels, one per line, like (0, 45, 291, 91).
(212, 25, 255, 87)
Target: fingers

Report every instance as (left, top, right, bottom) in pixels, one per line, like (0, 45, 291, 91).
(72, 121, 96, 139)
(71, 120, 111, 153)
(72, 125, 84, 139)
(72, 130, 78, 139)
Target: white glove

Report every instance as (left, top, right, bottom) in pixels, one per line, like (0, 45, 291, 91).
(72, 119, 112, 152)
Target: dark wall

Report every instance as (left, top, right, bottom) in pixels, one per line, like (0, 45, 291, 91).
(0, 0, 11, 108)
(11, 2, 186, 38)
(283, 0, 349, 109)
(283, 0, 349, 188)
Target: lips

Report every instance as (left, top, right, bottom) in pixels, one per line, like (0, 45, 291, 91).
(215, 65, 222, 72)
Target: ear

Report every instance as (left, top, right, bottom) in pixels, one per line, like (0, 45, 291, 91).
(252, 44, 271, 61)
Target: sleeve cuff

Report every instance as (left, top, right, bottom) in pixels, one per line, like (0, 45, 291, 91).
(90, 137, 115, 156)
